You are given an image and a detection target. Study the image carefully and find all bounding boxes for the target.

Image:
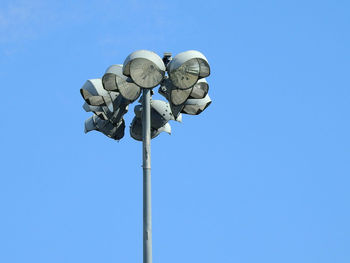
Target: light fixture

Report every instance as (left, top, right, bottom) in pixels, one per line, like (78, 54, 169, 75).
(130, 116, 171, 141)
(80, 79, 118, 112)
(80, 50, 212, 263)
(85, 114, 125, 140)
(123, 50, 166, 89)
(102, 64, 141, 102)
(167, 50, 210, 90)
(159, 77, 211, 118)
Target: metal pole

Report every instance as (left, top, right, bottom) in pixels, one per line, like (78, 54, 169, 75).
(142, 88, 152, 263)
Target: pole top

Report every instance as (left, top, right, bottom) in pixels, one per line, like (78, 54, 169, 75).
(162, 52, 172, 66)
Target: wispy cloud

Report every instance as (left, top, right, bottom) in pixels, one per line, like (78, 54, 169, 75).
(0, 0, 177, 58)
(0, 1, 47, 43)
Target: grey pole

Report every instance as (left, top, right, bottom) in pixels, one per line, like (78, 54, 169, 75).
(142, 88, 152, 263)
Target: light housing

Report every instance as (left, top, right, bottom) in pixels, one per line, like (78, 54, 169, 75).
(130, 116, 171, 141)
(189, 78, 209, 99)
(82, 88, 129, 126)
(80, 79, 115, 112)
(123, 50, 166, 88)
(133, 100, 180, 130)
(85, 115, 125, 140)
(181, 94, 212, 115)
(102, 64, 141, 102)
(159, 77, 210, 118)
(168, 50, 210, 90)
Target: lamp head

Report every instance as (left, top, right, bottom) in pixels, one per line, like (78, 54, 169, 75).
(123, 50, 166, 88)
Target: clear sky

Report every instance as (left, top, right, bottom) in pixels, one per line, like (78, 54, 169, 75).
(0, 0, 349, 262)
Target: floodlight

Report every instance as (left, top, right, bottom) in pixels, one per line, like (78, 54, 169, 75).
(158, 79, 186, 119)
(181, 94, 212, 115)
(158, 77, 210, 118)
(82, 102, 108, 120)
(150, 100, 176, 129)
(168, 50, 210, 90)
(123, 50, 166, 88)
(189, 78, 209, 99)
(82, 90, 129, 125)
(102, 64, 141, 102)
(102, 64, 123, 91)
(80, 79, 115, 112)
(130, 116, 171, 141)
(104, 95, 129, 125)
(160, 78, 192, 106)
(133, 100, 180, 130)
(85, 115, 125, 140)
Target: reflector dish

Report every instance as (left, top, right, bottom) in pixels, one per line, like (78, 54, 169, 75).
(189, 78, 209, 99)
(80, 79, 115, 111)
(80, 89, 106, 106)
(160, 78, 192, 106)
(171, 88, 192, 105)
(85, 115, 125, 140)
(81, 79, 109, 97)
(103, 64, 141, 102)
(168, 50, 210, 90)
(130, 116, 171, 141)
(182, 94, 212, 115)
(150, 100, 173, 129)
(158, 81, 186, 120)
(115, 75, 141, 102)
(123, 50, 165, 88)
(133, 100, 175, 130)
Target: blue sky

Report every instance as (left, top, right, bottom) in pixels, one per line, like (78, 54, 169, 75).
(0, 0, 349, 262)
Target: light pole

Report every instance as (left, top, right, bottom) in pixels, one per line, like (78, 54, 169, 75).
(80, 50, 212, 263)
(142, 88, 152, 263)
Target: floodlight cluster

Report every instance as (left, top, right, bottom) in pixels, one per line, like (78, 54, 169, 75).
(80, 50, 212, 141)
